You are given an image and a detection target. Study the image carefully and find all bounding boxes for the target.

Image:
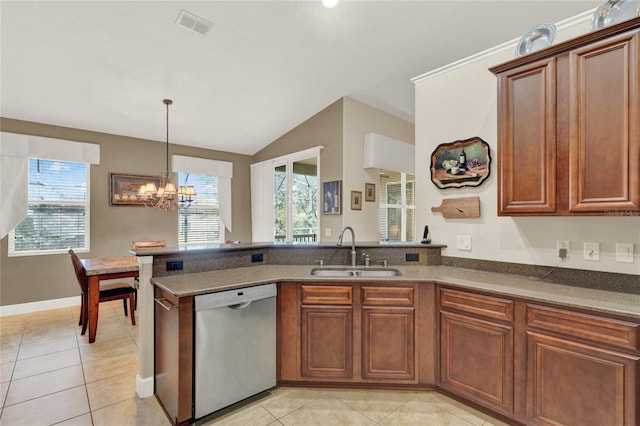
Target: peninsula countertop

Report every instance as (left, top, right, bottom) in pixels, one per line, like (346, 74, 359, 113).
(151, 264, 640, 320)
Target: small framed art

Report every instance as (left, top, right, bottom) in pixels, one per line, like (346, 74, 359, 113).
(364, 183, 375, 202)
(351, 191, 362, 210)
(322, 180, 342, 215)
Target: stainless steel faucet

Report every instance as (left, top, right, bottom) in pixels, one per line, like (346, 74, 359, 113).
(337, 226, 357, 267)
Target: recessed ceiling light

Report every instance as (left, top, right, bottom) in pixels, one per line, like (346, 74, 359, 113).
(322, 0, 340, 8)
(175, 10, 213, 36)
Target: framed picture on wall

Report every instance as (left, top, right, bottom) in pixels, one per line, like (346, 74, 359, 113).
(351, 191, 362, 210)
(364, 183, 376, 202)
(110, 173, 161, 206)
(430, 136, 491, 189)
(322, 180, 342, 215)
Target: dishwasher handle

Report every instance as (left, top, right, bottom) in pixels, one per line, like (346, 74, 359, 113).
(154, 297, 178, 311)
(228, 301, 252, 310)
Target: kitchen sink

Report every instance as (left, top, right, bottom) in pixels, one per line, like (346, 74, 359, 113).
(310, 267, 402, 277)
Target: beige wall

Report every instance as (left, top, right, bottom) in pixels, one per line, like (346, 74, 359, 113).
(253, 98, 345, 242)
(413, 15, 640, 275)
(252, 97, 416, 242)
(342, 98, 414, 242)
(0, 118, 253, 306)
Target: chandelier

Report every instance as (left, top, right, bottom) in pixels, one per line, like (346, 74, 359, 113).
(140, 99, 196, 211)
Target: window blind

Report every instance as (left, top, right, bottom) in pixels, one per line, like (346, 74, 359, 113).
(178, 173, 224, 245)
(9, 158, 89, 255)
(378, 170, 415, 242)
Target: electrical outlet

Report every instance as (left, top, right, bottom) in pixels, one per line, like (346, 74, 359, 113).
(166, 260, 183, 271)
(456, 235, 472, 251)
(616, 243, 634, 263)
(557, 241, 570, 258)
(583, 242, 600, 261)
(405, 253, 419, 262)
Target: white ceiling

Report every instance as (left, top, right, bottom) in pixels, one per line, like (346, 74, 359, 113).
(1, 1, 601, 155)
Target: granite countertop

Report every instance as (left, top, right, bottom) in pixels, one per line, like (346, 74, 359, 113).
(131, 241, 446, 256)
(150, 265, 640, 320)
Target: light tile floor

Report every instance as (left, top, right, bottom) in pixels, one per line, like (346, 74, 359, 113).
(0, 302, 511, 426)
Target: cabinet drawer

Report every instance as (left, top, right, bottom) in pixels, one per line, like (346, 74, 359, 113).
(362, 286, 414, 306)
(440, 288, 514, 322)
(527, 304, 640, 353)
(301, 285, 352, 305)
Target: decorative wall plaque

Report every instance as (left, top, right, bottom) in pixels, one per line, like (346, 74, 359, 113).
(430, 137, 491, 189)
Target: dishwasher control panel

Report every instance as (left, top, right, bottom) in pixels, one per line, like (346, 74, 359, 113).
(194, 283, 277, 310)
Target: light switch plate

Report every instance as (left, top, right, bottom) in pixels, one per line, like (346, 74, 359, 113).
(616, 243, 634, 263)
(456, 235, 472, 251)
(325, 228, 332, 237)
(583, 242, 600, 261)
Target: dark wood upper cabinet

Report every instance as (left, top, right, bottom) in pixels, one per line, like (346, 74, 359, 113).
(569, 31, 640, 212)
(497, 58, 557, 214)
(491, 18, 640, 216)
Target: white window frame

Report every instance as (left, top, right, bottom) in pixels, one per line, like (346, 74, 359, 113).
(178, 172, 225, 246)
(8, 158, 90, 257)
(380, 172, 415, 243)
(251, 146, 322, 243)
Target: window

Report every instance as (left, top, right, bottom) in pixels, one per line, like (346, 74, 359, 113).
(274, 156, 318, 242)
(379, 170, 415, 242)
(9, 158, 89, 256)
(178, 173, 224, 245)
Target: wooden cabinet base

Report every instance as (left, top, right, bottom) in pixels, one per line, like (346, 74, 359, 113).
(301, 306, 353, 379)
(440, 310, 514, 415)
(278, 281, 432, 385)
(527, 332, 639, 426)
(154, 288, 193, 426)
(362, 306, 415, 381)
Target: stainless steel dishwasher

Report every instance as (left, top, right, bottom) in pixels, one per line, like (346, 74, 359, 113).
(194, 283, 277, 419)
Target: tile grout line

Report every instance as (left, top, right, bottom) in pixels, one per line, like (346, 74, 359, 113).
(0, 319, 26, 413)
(74, 312, 96, 426)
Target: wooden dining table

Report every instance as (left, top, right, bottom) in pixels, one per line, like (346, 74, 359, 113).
(81, 255, 139, 343)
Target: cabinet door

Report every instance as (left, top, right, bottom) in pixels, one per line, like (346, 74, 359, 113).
(569, 30, 640, 212)
(362, 306, 415, 381)
(440, 310, 514, 415)
(498, 57, 557, 214)
(527, 331, 639, 426)
(277, 282, 301, 381)
(301, 305, 353, 379)
(154, 288, 193, 426)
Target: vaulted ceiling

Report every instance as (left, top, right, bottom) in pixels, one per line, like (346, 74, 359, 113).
(1, 1, 600, 155)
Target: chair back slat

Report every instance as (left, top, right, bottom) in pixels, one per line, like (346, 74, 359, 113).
(132, 240, 166, 250)
(68, 249, 88, 293)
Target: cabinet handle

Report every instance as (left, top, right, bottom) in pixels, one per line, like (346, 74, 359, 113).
(154, 297, 177, 311)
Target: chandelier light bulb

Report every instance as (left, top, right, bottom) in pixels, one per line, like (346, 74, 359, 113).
(140, 98, 196, 210)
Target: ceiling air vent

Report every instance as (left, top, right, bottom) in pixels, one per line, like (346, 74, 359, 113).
(175, 10, 212, 36)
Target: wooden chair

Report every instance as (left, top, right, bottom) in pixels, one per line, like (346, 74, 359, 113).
(68, 249, 136, 336)
(132, 240, 167, 250)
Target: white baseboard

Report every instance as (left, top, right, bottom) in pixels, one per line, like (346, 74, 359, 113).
(136, 374, 154, 398)
(0, 296, 80, 317)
